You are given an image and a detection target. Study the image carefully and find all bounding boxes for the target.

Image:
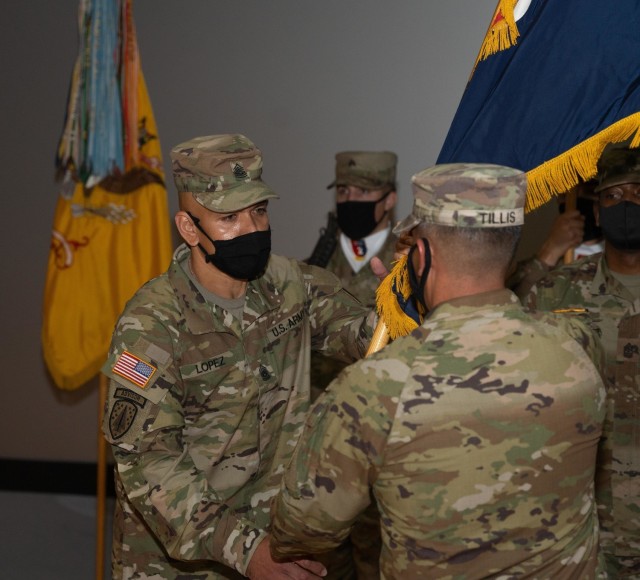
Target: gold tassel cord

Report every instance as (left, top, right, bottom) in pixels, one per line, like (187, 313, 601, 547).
(374, 255, 419, 342)
(525, 113, 640, 212)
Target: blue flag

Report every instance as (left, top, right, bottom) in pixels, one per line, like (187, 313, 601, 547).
(437, 0, 640, 211)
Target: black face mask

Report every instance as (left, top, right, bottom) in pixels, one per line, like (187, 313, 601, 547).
(336, 191, 392, 240)
(599, 201, 640, 250)
(188, 212, 271, 280)
(406, 239, 431, 314)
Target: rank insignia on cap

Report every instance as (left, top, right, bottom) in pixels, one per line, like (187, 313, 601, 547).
(233, 163, 248, 180)
(112, 350, 156, 389)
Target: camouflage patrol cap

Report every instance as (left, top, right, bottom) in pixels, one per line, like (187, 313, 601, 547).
(594, 144, 640, 193)
(170, 134, 279, 212)
(327, 151, 397, 190)
(394, 163, 526, 234)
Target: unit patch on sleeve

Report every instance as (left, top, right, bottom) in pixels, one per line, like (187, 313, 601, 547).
(109, 388, 147, 439)
(112, 350, 157, 389)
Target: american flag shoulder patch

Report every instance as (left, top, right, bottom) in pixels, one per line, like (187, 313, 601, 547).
(112, 350, 157, 389)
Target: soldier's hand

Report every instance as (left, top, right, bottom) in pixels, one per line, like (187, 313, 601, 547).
(370, 256, 389, 282)
(536, 209, 584, 266)
(247, 536, 327, 579)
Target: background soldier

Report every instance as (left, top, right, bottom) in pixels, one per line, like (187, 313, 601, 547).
(310, 150, 398, 396)
(271, 163, 607, 578)
(309, 150, 398, 578)
(101, 134, 377, 579)
(526, 144, 640, 577)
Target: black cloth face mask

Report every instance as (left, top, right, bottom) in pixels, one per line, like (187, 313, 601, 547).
(188, 212, 271, 280)
(336, 191, 392, 240)
(599, 201, 640, 250)
(407, 239, 431, 314)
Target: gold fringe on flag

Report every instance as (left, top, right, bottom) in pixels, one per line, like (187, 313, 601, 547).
(374, 255, 419, 341)
(472, 0, 519, 74)
(525, 112, 640, 212)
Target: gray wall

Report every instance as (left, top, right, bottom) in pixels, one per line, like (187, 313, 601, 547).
(0, 0, 555, 463)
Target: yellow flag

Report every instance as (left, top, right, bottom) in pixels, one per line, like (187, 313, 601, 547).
(42, 66, 173, 390)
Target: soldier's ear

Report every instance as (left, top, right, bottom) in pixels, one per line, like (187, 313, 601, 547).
(175, 211, 199, 247)
(414, 237, 432, 277)
(384, 190, 398, 211)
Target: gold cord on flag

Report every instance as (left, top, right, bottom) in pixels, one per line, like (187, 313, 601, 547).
(525, 114, 640, 212)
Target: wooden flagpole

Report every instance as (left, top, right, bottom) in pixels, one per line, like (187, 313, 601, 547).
(96, 373, 108, 580)
(563, 188, 577, 264)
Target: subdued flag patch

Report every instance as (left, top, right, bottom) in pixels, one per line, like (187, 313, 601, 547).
(113, 351, 156, 388)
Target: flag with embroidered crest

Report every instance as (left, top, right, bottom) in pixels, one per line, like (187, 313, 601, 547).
(42, 0, 172, 390)
(437, 0, 640, 212)
(371, 0, 640, 351)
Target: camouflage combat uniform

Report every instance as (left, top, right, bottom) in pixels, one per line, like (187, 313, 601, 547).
(311, 231, 398, 393)
(311, 150, 399, 578)
(526, 252, 640, 576)
(313, 149, 399, 394)
(271, 289, 608, 579)
(311, 232, 398, 579)
(102, 244, 375, 578)
(507, 256, 553, 299)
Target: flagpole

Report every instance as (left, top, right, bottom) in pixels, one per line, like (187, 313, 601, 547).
(96, 373, 108, 580)
(563, 188, 577, 264)
(365, 320, 390, 357)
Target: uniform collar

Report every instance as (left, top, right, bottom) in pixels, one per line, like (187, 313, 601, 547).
(430, 288, 519, 317)
(168, 244, 283, 335)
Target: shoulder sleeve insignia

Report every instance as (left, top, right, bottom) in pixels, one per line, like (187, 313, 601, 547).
(109, 399, 138, 439)
(112, 350, 157, 389)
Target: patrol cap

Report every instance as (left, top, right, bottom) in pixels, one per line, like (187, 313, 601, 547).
(394, 163, 526, 234)
(171, 134, 279, 212)
(594, 144, 640, 193)
(327, 151, 397, 190)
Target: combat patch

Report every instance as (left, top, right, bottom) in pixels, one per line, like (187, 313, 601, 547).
(112, 350, 157, 389)
(109, 388, 147, 439)
(269, 308, 306, 339)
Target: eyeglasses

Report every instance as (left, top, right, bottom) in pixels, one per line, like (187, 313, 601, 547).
(599, 183, 640, 206)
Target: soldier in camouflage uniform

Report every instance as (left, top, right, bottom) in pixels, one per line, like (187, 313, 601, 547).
(311, 150, 399, 395)
(271, 163, 608, 578)
(525, 144, 640, 577)
(101, 134, 378, 579)
(311, 151, 399, 578)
